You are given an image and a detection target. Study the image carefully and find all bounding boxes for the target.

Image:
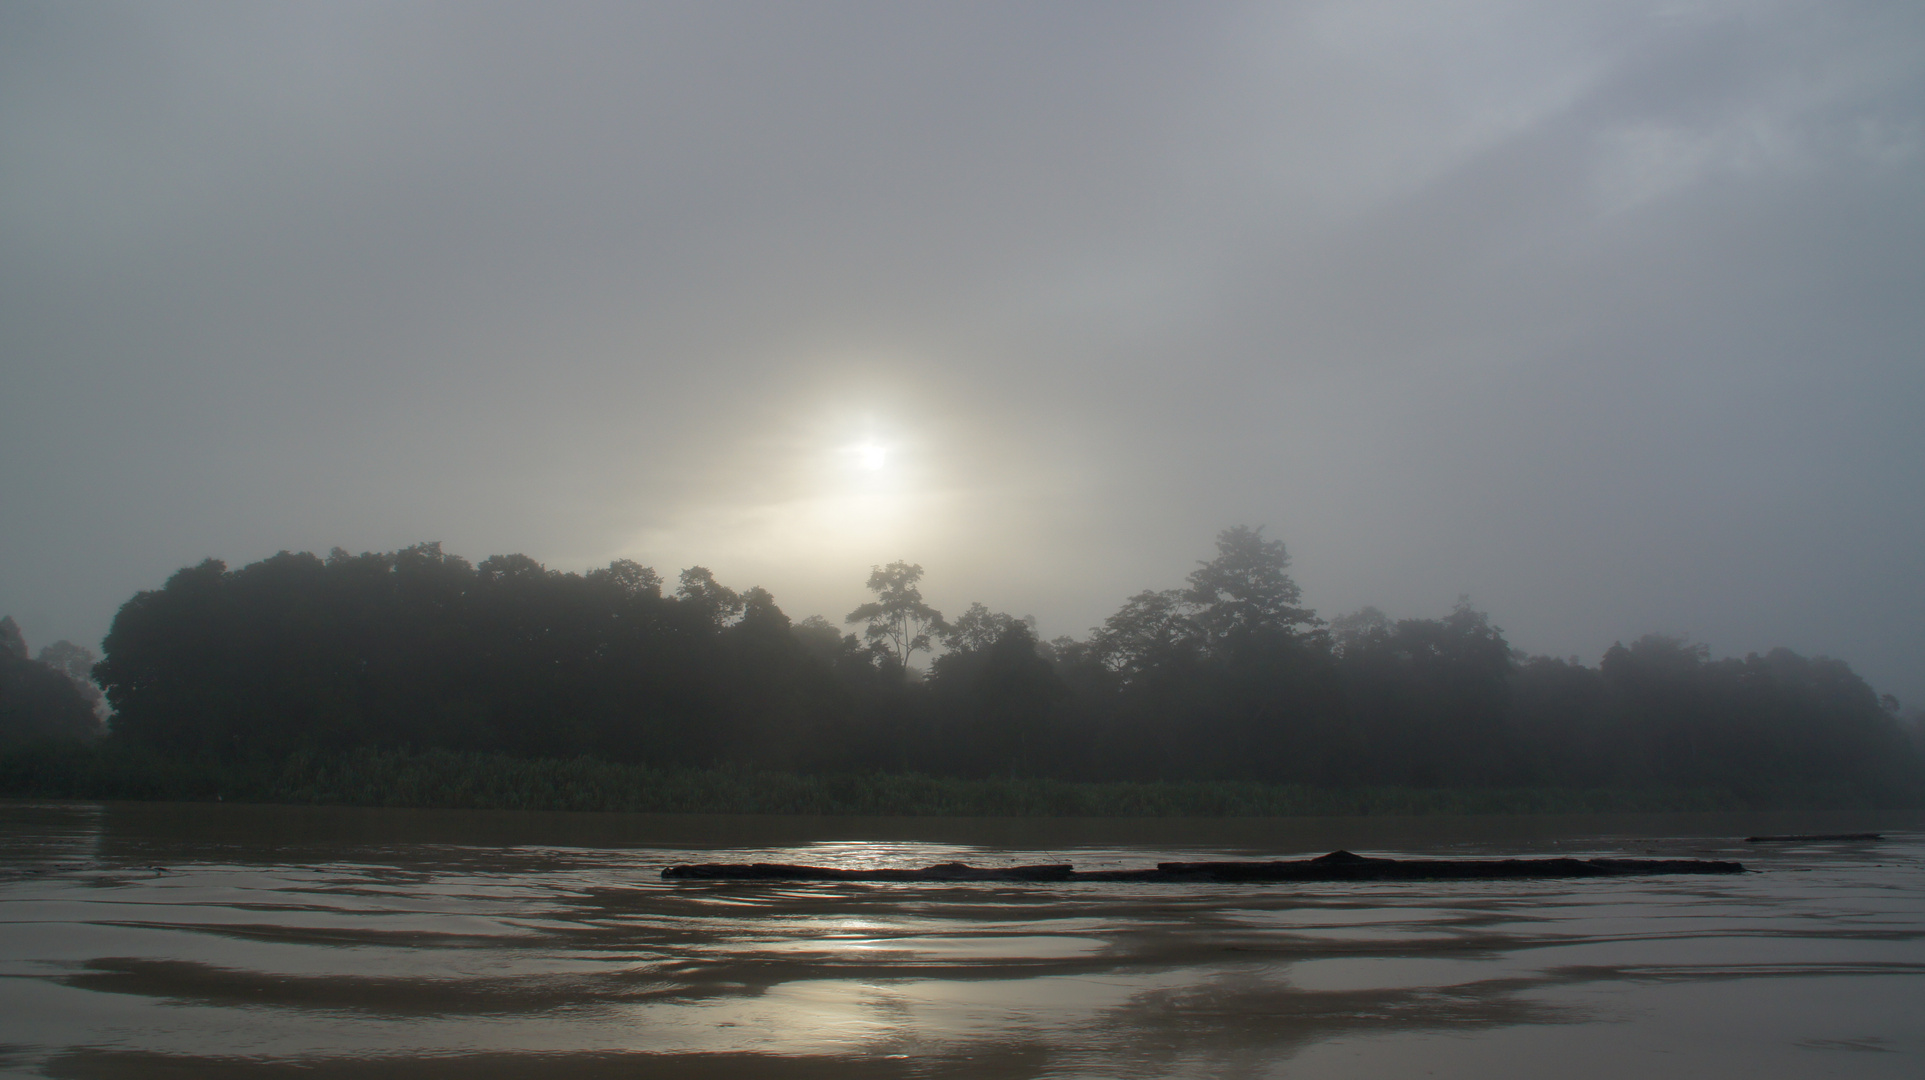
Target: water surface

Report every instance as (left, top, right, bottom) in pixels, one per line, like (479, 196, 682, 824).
(2, 801, 1921, 1078)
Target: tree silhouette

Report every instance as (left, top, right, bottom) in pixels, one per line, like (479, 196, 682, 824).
(676, 566, 743, 626)
(943, 602, 1032, 653)
(61, 530, 1925, 801)
(587, 559, 662, 599)
(846, 561, 947, 676)
(1087, 589, 1199, 681)
(1, 616, 105, 744)
(1185, 525, 1319, 647)
(37, 639, 106, 719)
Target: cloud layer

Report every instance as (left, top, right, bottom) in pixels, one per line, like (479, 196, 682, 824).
(3, 0, 1921, 699)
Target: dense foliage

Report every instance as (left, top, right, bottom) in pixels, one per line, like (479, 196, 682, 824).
(0, 616, 105, 746)
(0, 744, 1778, 817)
(61, 530, 1925, 803)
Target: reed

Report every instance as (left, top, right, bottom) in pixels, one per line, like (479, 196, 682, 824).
(0, 743, 1909, 816)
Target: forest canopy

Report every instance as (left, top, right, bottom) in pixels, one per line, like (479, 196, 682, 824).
(9, 530, 1919, 802)
(0, 616, 107, 747)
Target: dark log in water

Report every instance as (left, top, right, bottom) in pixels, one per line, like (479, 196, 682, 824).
(660, 849, 1745, 883)
(662, 861, 1077, 883)
(1743, 833, 1883, 843)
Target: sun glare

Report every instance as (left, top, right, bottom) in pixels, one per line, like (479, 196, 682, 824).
(627, 417, 951, 582)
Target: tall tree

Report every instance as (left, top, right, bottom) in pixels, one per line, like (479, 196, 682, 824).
(676, 566, 743, 626)
(1087, 589, 1199, 681)
(1185, 525, 1319, 648)
(1, 617, 106, 744)
(846, 562, 947, 676)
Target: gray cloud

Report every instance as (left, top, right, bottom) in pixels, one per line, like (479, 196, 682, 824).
(3, 0, 1921, 700)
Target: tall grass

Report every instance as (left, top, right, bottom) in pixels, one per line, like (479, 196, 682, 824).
(0, 743, 1909, 816)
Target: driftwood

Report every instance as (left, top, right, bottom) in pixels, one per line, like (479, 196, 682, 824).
(1743, 833, 1882, 843)
(661, 849, 1744, 883)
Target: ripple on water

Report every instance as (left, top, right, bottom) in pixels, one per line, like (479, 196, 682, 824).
(1, 803, 1921, 1079)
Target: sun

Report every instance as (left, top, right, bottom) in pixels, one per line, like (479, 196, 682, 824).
(624, 416, 957, 580)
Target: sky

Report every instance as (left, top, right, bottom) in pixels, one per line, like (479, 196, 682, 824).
(3, 0, 1922, 702)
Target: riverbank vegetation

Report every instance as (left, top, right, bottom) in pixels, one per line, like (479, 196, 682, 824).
(0, 745, 1896, 816)
(0, 617, 105, 746)
(3, 528, 1921, 813)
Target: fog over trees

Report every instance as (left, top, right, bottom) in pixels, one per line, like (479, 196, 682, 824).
(5, 531, 1920, 801)
(0, 616, 106, 746)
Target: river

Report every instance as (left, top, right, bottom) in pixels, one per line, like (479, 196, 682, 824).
(1, 801, 1921, 1078)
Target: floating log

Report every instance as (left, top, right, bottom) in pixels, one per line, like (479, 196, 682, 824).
(1743, 833, 1882, 843)
(661, 850, 1744, 883)
(662, 861, 1075, 883)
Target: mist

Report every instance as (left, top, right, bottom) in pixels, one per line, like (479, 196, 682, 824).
(3, 0, 1921, 702)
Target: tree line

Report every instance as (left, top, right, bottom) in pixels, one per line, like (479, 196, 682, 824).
(5, 529, 1921, 799)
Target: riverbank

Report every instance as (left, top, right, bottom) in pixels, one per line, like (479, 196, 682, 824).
(1, 744, 1914, 817)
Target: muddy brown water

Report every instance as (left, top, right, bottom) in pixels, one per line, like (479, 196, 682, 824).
(2, 801, 1921, 1078)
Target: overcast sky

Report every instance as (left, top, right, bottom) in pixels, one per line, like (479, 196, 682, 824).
(3, 0, 1921, 701)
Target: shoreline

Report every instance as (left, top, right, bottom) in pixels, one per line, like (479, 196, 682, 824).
(4, 744, 1918, 818)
